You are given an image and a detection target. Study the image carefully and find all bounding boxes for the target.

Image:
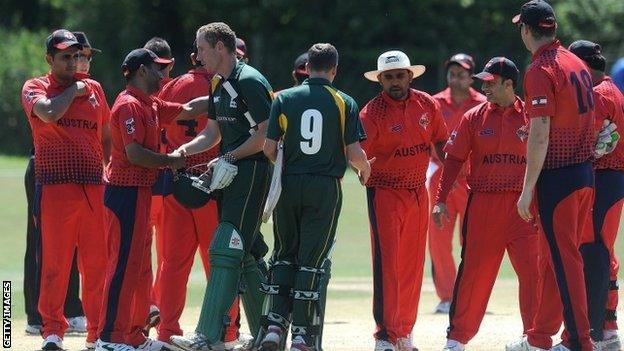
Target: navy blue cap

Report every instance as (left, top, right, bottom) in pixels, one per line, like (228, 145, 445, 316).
(512, 0, 556, 28)
(473, 57, 519, 84)
(72, 32, 101, 53)
(569, 40, 606, 71)
(121, 48, 172, 77)
(445, 53, 476, 72)
(46, 29, 83, 53)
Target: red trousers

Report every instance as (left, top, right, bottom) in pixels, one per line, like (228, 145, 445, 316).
(427, 168, 468, 302)
(36, 183, 106, 342)
(367, 186, 428, 343)
(98, 186, 152, 346)
(602, 197, 622, 331)
(447, 192, 538, 344)
(157, 195, 240, 342)
(150, 194, 164, 307)
(528, 163, 594, 350)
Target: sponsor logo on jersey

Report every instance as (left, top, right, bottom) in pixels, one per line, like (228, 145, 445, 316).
(394, 142, 430, 157)
(229, 99, 237, 108)
(213, 95, 220, 103)
(516, 125, 529, 141)
(391, 124, 402, 133)
(125, 118, 135, 134)
(216, 116, 237, 123)
(479, 128, 494, 136)
(531, 96, 547, 107)
(482, 153, 526, 164)
(57, 118, 98, 130)
(419, 113, 429, 130)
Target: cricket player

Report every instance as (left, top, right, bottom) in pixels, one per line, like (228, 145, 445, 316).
(429, 53, 485, 314)
(258, 43, 370, 351)
(292, 53, 309, 86)
(74, 31, 102, 75)
(20, 29, 110, 350)
(236, 38, 249, 63)
(432, 57, 538, 351)
(170, 22, 272, 350)
(508, 1, 596, 350)
(155, 41, 243, 348)
(95, 48, 209, 351)
(569, 40, 624, 351)
(361, 50, 448, 351)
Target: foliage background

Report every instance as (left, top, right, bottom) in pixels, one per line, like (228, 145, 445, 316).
(1, 0, 623, 154)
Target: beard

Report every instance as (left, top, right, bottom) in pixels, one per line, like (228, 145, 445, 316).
(388, 86, 408, 100)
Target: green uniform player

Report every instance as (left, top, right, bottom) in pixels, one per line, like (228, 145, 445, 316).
(170, 23, 271, 351)
(259, 43, 372, 351)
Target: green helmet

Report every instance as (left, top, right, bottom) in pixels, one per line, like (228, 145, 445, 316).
(172, 170, 215, 209)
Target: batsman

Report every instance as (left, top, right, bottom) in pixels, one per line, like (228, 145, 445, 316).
(259, 43, 371, 351)
(170, 22, 272, 350)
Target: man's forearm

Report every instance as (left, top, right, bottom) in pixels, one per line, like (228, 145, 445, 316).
(230, 121, 268, 160)
(34, 85, 79, 122)
(178, 96, 210, 120)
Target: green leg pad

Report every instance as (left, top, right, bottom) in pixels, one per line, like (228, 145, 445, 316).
(196, 222, 245, 342)
(292, 265, 328, 348)
(240, 253, 266, 337)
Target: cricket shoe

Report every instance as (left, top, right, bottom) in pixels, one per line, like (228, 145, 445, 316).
(443, 339, 465, 351)
(289, 336, 313, 351)
(260, 326, 284, 351)
(505, 336, 548, 351)
(144, 305, 161, 336)
(375, 339, 397, 351)
(137, 338, 182, 351)
(593, 332, 622, 351)
(25, 324, 42, 335)
(42, 334, 64, 350)
(549, 343, 571, 351)
(170, 332, 226, 351)
(224, 333, 254, 350)
(397, 334, 417, 351)
(86, 339, 96, 350)
(434, 301, 451, 314)
(66, 315, 88, 334)
(95, 339, 136, 351)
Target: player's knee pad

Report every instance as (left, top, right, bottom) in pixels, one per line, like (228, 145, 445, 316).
(209, 222, 245, 268)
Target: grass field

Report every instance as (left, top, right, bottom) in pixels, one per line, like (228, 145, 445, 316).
(1, 154, 622, 350)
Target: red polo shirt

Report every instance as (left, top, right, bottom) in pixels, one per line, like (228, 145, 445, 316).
(593, 76, 624, 171)
(433, 87, 486, 132)
(524, 40, 595, 169)
(158, 68, 219, 168)
(443, 98, 528, 193)
(21, 73, 110, 184)
(360, 89, 448, 189)
(106, 85, 183, 186)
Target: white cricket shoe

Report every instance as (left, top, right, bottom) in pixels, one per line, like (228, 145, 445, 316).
(443, 339, 465, 351)
(593, 332, 622, 351)
(290, 337, 313, 351)
(549, 343, 571, 351)
(42, 334, 63, 350)
(260, 325, 283, 351)
(505, 336, 548, 351)
(434, 301, 452, 314)
(397, 334, 416, 351)
(224, 333, 254, 351)
(25, 324, 42, 335)
(95, 339, 136, 351)
(136, 338, 181, 351)
(375, 339, 397, 351)
(86, 340, 96, 349)
(67, 315, 88, 334)
(170, 332, 225, 351)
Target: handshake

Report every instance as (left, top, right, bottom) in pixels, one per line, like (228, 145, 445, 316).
(173, 147, 239, 194)
(594, 119, 620, 158)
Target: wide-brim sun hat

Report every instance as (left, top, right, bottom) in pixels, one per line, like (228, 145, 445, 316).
(364, 50, 426, 82)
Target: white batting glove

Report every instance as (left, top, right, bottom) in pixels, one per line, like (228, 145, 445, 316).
(209, 156, 238, 191)
(595, 120, 619, 158)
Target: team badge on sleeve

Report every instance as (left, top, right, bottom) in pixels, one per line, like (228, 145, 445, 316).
(125, 117, 136, 134)
(531, 96, 548, 107)
(24, 90, 35, 103)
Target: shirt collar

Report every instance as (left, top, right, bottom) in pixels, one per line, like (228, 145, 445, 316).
(226, 60, 245, 80)
(303, 77, 332, 86)
(47, 72, 85, 89)
(126, 85, 153, 105)
(487, 95, 523, 114)
(532, 39, 561, 61)
(594, 75, 612, 87)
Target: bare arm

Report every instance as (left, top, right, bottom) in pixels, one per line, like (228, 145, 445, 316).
(177, 119, 221, 156)
(517, 116, 550, 221)
(177, 95, 211, 121)
(346, 142, 375, 185)
(102, 123, 112, 166)
(125, 141, 185, 169)
(263, 138, 278, 163)
(32, 81, 87, 123)
(229, 120, 269, 160)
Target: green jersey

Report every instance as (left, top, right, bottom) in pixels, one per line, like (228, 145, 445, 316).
(267, 78, 366, 178)
(209, 60, 273, 158)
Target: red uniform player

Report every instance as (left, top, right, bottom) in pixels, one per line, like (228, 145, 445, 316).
(429, 54, 485, 313)
(433, 57, 538, 351)
(570, 39, 624, 350)
(361, 50, 447, 351)
(21, 29, 110, 351)
(509, 1, 596, 350)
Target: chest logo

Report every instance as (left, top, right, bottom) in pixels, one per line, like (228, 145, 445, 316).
(213, 95, 220, 103)
(125, 117, 136, 135)
(419, 113, 429, 130)
(88, 93, 99, 108)
(447, 130, 457, 145)
(391, 124, 403, 133)
(230, 99, 238, 109)
(517, 125, 529, 141)
(479, 128, 494, 136)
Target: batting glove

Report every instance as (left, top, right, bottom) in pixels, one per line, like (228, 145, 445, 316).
(209, 154, 238, 191)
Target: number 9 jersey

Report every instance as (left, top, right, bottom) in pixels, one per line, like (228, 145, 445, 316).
(524, 39, 595, 169)
(266, 77, 366, 177)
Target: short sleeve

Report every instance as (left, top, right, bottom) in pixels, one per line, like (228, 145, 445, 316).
(154, 98, 183, 125)
(443, 115, 472, 162)
(21, 79, 48, 119)
(238, 77, 272, 125)
(266, 96, 284, 141)
(524, 68, 556, 119)
(430, 100, 448, 143)
(359, 105, 378, 154)
(344, 96, 366, 145)
(117, 103, 146, 146)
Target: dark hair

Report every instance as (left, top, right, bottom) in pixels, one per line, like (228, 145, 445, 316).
(585, 55, 607, 72)
(307, 43, 338, 72)
(196, 22, 236, 53)
(144, 37, 172, 59)
(294, 73, 308, 85)
(527, 24, 556, 40)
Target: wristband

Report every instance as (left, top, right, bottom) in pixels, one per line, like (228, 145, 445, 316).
(222, 152, 237, 163)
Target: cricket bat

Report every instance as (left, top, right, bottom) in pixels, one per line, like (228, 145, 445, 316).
(262, 141, 283, 222)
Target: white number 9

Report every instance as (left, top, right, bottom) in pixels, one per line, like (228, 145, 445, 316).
(300, 109, 323, 155)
